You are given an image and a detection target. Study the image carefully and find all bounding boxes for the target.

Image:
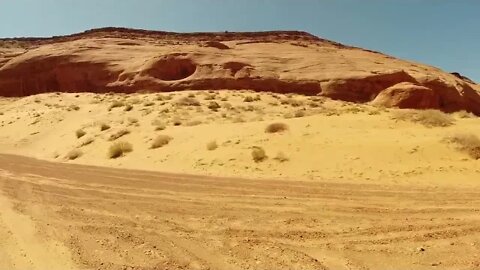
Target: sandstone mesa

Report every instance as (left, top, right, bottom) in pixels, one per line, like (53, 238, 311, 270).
(0, 27, 479, 114)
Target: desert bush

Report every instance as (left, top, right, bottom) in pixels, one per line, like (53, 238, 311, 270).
(454, 110, 475, 119)
(391, 109, 455, 127)
(129, 98, 141, 104)
(204, 94, 217, 100)
(124, 104, 133, 111)
(108, 141, 133, 159)
(206, 140, 218, 151)
(445, 133, 480, 159)
(243, 96, 255, 102)
(186, 120, 203, 126)
(172, 117, 182, 126)
(144, 101, 155, 107)
(128, 117, 139, 125)
(274, 152, 289, 162)
(100, 123, 111, 131)
(151, 119, 166, 131)
(80, 137, 94, 147)
(176, 97, 201, 106)
(281, 98, 303, 107)
(66, 149, 82, 160)
(252, 147, 267, 162)
(207, 101, 221, 111)
(294, 110, 306, 118)
(265, 122, 289, 133)
(68, 105, 80, 111)
(76, 129, 86, 138)
(108, 129, 130, 141)
(151, 135, 173, 149)
(109, 100, 125, 110)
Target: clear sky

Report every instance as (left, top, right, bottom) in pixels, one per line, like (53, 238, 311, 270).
(0, 0, 478, 82)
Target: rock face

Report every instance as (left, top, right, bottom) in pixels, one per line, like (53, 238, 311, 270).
(0, 27, 479, 114)
(372, 82, 439, 109)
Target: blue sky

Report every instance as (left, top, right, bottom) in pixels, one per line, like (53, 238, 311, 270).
(0, 0, 478, 82)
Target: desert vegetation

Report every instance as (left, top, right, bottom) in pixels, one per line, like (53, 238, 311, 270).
(151, 135, 173, 149)
(265, 122, 289, 133)
(391, 109, 455, 127)
(445, 133, 480, 159)
(108, 141, 133, 159)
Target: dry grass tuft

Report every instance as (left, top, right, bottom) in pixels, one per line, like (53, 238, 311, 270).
(151, 135, 173, 149)
(66, 149, 83, 160)
(108, 141, 133, 159)
(207, 101, 221, 111)
(76, 129, 86, 138)
(176, 97, 201, 106)
(454, 110, 475, 119)
(80, 137, 95, 147)
(391, 109, 455, 127)
(445, 133, 480, 159)
(124, 104, 133, 111)
(252, 147, 267, 162)
(274, 152, 289, 162)
(100, 123, 111, 131)
(206, 140, 218, 151)
(265, 122, 289, 133)
(108, 129, 130, 141)
(109, 100, 125, 110)
(243, 96, 255, 102)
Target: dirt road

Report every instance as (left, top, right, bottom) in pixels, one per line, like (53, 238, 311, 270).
(0, 154, 479, 269)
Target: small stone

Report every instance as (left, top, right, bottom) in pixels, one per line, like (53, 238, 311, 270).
(417, 247, 426, 252)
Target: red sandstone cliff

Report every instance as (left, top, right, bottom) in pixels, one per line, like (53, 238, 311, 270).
(1, 27, 479, 114)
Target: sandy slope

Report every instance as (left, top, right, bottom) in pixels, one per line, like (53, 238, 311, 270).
(0, 154, 479, 270)
(0, 91, 479, 187)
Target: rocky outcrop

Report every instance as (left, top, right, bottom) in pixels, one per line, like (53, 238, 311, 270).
(0, 27, 479, 115)
(371, 82, 439, 109)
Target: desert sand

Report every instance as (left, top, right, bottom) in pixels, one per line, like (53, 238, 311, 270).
(0, 28, 480, 269)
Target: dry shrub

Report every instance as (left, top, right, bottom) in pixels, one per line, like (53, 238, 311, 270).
(281, 98, 303, 107)
(265, 122, 289, 133)
(151, 135, 173, 149)
(207, 101, 221, 111)
(172, 117, 182, 126)
(252, 147, 267, 162)
(206, 140, 218, 151)
(176, 97, 201, 106)
(204, 94, 217, 100)
(391, 109, 455, 127)
(186, 120, 202, 126)
(68, 105, 80, 111)
(109, 100, 125, 110)
(274, 152, 289, 162)
(80, 137, 94, 147)
(108, 129, 130, 141)
(128, 117, 139, 125)
(124, 104, 133, 111)
(445, 133, 480, 159)
(108, 141, 133, 159)
(100, 123, 111, 131)
(243, 96, 255, 102)
(454, 110, 475, 119)
(76, 129, 86, 138)
(294, 110, 306, 118)
(144, 101, 155, 107)
(66, 149, 82, 160)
